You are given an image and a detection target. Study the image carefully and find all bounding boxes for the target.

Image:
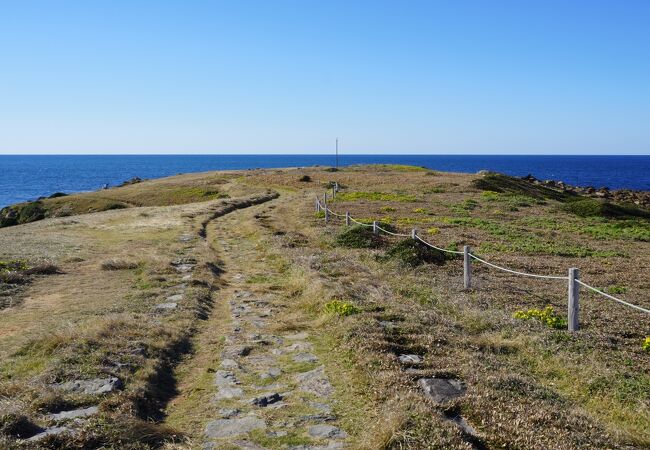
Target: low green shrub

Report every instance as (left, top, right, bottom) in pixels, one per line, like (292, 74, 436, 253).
(379, 238, 447, 267)
(643, 337, 650, 353)
(562, 198, 650, 219)
(513, 306, 567, 329)
(324, 300, 360, 316)
(335, 225, 383, 248)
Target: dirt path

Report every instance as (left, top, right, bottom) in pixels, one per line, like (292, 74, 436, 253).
(166, 199, 348, 450)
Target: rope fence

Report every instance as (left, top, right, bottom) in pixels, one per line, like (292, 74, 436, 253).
(314, 188, 649, 332)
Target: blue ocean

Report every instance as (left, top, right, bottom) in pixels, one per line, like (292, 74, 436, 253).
(1, 155, 649, 208)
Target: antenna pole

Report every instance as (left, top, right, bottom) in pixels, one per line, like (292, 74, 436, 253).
(335, 137, 339, 169)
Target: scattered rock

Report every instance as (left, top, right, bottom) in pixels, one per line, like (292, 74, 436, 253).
(218, 408, 240, 419)
(220, 359, 240, 369)
(205, 416, 266, 438)
(215, 370, 239, 387)
(55, 377, 122, 395)
(285, 331, 309, 340)
(166, 294, 183, 302)
(260, 367, 282, 379)
(309, 401, 332, 413)
(293, 353, 318, 363)
(418, 378, 466, 403)
(295, 366, 333, 397)
(214, 386, 244, 400)
(398, 354, 423, 365)
(49, 406, 99, 421)
(251, 392, 282, 407)
(232, 441, 268, 450)
(285, 342, 313, 352)
(307, 424, 348, 439)
(154, 302, 178, 310)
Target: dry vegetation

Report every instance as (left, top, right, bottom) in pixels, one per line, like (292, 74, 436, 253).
(0, 165, 648, 449)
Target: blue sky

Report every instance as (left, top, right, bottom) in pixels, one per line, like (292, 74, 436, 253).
(1, 0, 649, 154)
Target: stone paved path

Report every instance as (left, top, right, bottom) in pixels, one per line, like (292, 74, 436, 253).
(202, 204, 347, 450)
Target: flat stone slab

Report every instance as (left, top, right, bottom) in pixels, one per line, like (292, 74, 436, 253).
(285, 342, 313, 352)
(173, 264, 195, 273)
(215, 370, 239, 387)
(205, 416, 266, 438)
(220, 358, 240, 369)
(308, 424, 348, 439)
(214, 386, 244, 400)
(293, 353, 318, 363)
(418, 378, 466, 403)
(166, 294, 183, 302)
(27, 426, 71, 442)
(218, 408, 240, 419)
(49, 406, 99, 421)
(398, 354, 423, 365)
(294, 366, 333, 398)
(155, 302, 178, 310)
(55, 377, 122, 395)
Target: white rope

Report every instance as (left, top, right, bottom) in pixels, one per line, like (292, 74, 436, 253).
(469, 254, 567, 280)
(576, 280, 650, 315)
(415, 235, 464, 255)
(327, 208, 345, 218)
(375, 225, 411, 237)
(349, 217, 374, 227)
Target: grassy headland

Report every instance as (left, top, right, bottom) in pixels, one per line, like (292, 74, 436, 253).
(0, 165, 648, 449)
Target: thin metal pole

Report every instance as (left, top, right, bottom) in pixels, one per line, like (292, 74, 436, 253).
(568, 268, 580, 331)
(336, 137, 339, 169)
(463, 246, 472, 289)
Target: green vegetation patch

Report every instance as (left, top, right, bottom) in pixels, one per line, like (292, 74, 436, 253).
(379, 238, 447, 267)
(372, 164, 430, 172)
(473, 173, 572, 202)
(562, 198, 650, 219)
(334, 191, 417, 202)
(513, 306, 567, 329)
(335, 225, 383, 248)
(324, 299, 360, 316)
(643, 337, 650, 353)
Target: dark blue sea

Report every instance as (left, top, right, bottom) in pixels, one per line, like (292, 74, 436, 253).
(1, 155, 649, 208)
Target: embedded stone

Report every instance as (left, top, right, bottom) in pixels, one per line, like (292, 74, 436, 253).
(250, 392, 282, 407)
(214, 386, 244, 400)
(308, 424, 348, 439)
(295, 366, 333, 397)
(49, 406, 99, 421)
(55, 377, 122, 395)
(418, 378, 466, 403)
(293, 353, 318, 363)
(204, 416, 266, 438)
(398, 354, 423, 365)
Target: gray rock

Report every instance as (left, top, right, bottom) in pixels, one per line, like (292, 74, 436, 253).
(49, 406, 99, 421)
(309, 401, 332, 413)
(250, 392, 282, 407)
(285, 342, 313, 352)
(174, 264, 195, 273)
(214, 386, 244, 400)
(218, 408, 240, 419)
(295, 366, 333, 397)
(166, 294, 183, 302)
(293, 353, 318, 363)
(56, 377, 122, 395)
(232, 441, 268, 450)
(182, 274, 192, 280)
(155, 302, 178, 310)
(398, 354, 423, 365)
(220, 358, 240, 369)
(285, 332, 309, 340)
(205, 416, 266, 438)
(418, 378, 466, 403)
(260, 367, 282, 379)
(288, 444, 344, 450)
(27, 426, 71, 442)
(308, 424, 348, 439)
(215, 370, 239, 387)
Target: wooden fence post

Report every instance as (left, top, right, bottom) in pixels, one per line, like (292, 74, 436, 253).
(568, 268, 580, 332)
(315, 198, 320, 212)
(332, 186, 336, 199)
(373, 221, 378, 234)
(463, 246, 472, 289)
(411, 228, 417, 239)
(323, 195, 329, 224)
(345, 211, 350, 226)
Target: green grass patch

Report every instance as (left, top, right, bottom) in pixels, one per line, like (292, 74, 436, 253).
(335, 225, 383, 249)
(473, 173, 573, 202)
(562, 198, 650, 219)
(334, 191, 417, 202)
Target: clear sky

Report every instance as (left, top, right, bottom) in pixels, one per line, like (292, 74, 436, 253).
(1, 0, 649, 155)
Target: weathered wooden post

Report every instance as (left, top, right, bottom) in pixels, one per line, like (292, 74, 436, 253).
(411, 228, 417, 240)
(315, 198, 320, 212)
(373, 221, 378, 234)
(568, 268, 580, 331)
(345, 211, 350, 226)
(463, 245, 472, 289)
(323, 195, 329, 224)
(332, 186, 336, 199)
